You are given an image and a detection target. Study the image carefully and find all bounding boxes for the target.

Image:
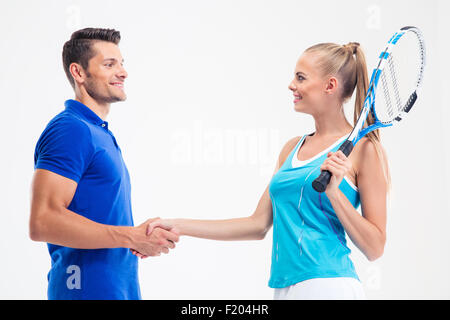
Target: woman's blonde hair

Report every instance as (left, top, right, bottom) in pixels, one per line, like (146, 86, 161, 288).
(305, 42, 391, 189)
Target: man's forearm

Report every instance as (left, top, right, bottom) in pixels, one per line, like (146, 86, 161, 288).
(30, 206, 134, 249)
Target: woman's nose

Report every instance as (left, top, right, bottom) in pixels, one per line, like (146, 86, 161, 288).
(288, 80, 296, 91)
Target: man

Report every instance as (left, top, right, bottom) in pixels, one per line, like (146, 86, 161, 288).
(29, 28, 179, 300)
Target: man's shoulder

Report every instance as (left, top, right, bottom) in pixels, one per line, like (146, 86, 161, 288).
(35, 109, 96, 160)
(43, 110, 92, 137)
(36, 111, 94, 154)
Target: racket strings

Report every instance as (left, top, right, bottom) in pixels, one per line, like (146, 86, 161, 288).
(378, 53, 411, 123)
(379, 71, 396, 123)
(387, 54, 403, 112)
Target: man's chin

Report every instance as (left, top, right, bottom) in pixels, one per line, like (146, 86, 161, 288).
(109, 94, 127, 103)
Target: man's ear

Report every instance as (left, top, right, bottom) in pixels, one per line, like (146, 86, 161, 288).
(325, 76, 338, 94)
(69, 63, 86, 86)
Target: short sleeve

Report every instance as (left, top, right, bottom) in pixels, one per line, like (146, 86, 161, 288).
(34, 117, 95, 183)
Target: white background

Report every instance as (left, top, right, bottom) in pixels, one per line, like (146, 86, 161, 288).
(0, 0, 449, 299)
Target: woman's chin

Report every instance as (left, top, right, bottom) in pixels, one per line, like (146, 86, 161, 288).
(293, 103, 308, 113)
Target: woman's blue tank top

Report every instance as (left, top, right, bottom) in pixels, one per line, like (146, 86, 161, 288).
(268, 134, 361, 288)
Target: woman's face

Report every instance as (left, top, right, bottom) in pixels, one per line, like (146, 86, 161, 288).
(288, 52, 332, 115)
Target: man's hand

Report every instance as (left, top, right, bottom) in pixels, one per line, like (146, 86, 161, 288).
(129, 218, 180, 258)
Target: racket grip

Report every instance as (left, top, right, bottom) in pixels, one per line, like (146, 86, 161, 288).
(312, 170, 332, 193)
(312, 140, 354, 193)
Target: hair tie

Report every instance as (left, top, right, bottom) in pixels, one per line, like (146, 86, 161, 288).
(344, 42, 360, 54)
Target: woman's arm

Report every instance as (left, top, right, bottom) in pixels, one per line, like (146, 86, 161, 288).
(132, 185, 272, 259)
(150, 185, 273, 241)
(145, 137, 302, 242)
(132, 137, 301, 258)
(321, 138, 387, 261)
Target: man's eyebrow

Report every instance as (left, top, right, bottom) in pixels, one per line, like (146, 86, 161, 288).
(103, 58, 125, 63)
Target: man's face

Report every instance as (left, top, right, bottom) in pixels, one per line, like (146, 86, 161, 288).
(83, 41, 128, 103)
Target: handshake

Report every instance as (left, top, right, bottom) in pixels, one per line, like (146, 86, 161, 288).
(129, 218, 178, 259)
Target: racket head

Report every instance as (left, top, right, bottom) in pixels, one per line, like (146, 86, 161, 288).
(349, 26, 426, 145)
(372, 26, 426, 125)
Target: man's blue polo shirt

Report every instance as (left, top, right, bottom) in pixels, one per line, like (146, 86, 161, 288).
(34, 99, 141, 300)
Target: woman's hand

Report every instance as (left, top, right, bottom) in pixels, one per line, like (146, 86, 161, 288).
(146, 219, 177, 236)
(320, 150, 353, 197)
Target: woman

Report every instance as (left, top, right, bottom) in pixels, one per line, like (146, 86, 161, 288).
(134, 42, 389, 299)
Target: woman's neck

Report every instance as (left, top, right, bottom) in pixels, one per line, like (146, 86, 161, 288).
(312, 104, 352, 139)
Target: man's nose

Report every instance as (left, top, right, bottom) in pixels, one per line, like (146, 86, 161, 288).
(117, 65, 128, 79)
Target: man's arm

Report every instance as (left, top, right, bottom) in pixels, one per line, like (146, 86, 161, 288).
(29, 169, 179, 256)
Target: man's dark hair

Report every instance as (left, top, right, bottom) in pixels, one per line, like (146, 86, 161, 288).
(62, 28, 121, 88)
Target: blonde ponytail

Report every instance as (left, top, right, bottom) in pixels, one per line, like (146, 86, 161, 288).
(305, 42, 391, 190)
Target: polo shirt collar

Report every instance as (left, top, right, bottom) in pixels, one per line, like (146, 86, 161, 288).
(64, 99, 107, 127)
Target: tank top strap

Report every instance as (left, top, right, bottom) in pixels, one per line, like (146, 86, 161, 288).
(280, 135, 307, 170)
(291, 134, 349, 168)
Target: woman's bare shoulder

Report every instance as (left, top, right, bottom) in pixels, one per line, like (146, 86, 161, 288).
(278, 136, 302, 167)
(353, 137, 388, 173)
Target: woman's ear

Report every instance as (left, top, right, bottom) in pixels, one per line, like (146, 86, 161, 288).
(325, 76, 338, 94)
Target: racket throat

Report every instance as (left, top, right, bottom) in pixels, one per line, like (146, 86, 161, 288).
(338, 140, 354, 157)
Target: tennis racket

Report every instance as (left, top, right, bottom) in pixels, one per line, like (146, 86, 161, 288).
(312, 26, 426, 193)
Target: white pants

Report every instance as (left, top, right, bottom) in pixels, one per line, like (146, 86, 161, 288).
(273, 277, 366, 300)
